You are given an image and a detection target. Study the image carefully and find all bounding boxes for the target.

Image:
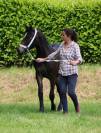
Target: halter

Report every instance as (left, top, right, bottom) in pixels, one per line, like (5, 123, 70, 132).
(20, 28, 38, 49)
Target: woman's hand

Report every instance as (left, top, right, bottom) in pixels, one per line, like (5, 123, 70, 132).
(70, 60, 80, 65)
(35, 58, 46, 63)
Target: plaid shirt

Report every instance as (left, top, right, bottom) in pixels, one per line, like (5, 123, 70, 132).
(47, 41, 83, 76)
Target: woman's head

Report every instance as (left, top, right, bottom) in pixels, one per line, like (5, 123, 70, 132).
(61, 28, 78, 43)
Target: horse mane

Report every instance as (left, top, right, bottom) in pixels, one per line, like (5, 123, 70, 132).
(37, 29, 49, 46)
(35, 29, 59, 57)
(37, 29, 59, 51)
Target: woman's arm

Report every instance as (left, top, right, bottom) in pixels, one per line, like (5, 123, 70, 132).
(36, 44, 62, 63)
(70, 44, 83, 65)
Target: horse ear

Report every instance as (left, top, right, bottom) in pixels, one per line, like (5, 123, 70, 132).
(25, 25, 33, 32)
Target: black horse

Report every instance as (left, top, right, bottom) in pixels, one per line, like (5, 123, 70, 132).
(17, 26, 62, 112)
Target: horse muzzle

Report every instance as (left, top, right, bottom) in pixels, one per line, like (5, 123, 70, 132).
(17, 45, 27, 54)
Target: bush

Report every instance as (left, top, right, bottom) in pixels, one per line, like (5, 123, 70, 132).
(0, 0, 101, 66)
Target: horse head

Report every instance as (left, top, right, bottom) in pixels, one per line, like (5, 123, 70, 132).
(17, 26, 38, 54)
(17, 26, 51, 58)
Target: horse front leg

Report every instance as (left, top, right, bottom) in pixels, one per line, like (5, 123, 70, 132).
(49, 80, 56, 111)
(36, 74, 44, 112)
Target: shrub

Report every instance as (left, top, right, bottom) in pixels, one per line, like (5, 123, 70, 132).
(0, 0, 101, 66)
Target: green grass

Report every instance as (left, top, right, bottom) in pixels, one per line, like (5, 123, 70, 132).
(0, 65, 101, 133)
(0, 102, 101, 133)
(13, 0, 101, 9)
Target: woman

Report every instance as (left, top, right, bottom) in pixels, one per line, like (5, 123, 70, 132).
(36, 28, 82, 114)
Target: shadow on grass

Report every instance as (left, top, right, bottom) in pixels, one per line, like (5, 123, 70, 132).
(0, 102, 100, 117)
(0, 103, 39, 114)
(0, 103, 58, 115)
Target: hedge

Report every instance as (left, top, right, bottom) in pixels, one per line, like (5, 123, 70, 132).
(0, 0, 101, 66)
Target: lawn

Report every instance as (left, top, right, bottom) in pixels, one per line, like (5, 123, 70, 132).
(0, 64, 101, 133)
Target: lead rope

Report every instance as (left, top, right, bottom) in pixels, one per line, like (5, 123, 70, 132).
(27, 50, 70, 64)
(27, 49, 70, 63)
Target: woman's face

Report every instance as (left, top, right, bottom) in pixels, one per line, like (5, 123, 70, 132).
(61, 31, 70, 43)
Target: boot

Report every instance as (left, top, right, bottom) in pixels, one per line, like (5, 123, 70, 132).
(76, 104, 80, 113)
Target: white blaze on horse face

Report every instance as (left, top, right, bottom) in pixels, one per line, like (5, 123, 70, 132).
(24, 33, 27, 38)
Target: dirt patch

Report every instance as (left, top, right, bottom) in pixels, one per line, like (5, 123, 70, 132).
(0, 66, 101, 103)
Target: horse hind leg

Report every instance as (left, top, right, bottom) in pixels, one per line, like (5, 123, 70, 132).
(49, 80, 56, 111)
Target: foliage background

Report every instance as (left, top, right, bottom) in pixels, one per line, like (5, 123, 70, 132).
(0, 0, 101, 66)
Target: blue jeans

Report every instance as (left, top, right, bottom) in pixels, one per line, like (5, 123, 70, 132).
(58, 74, 79, 112)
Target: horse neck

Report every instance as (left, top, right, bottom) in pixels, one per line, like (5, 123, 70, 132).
(36, 42, 51, 58)
(35, 33, 52, 58)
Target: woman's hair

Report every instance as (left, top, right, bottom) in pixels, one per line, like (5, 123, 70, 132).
(63, 28, 78, 42)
